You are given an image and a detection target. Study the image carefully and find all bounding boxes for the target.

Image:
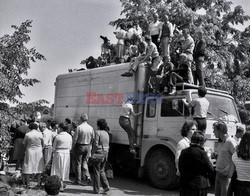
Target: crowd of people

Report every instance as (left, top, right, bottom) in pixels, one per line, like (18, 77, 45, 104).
(176, 120, 250, 196)
(75, 12, 206, 95)
(6, 112, 111, 194)
(1, 109, 250, 196)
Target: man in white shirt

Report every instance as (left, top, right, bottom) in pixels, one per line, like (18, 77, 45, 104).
(40, 122, 54, 167)
(182, 86, 209, 133)
(72, 113, 94, 184)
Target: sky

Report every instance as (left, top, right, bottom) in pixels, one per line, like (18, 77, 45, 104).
(0, 0, 249, 106)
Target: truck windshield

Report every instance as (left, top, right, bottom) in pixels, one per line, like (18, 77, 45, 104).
(192, 93, 239, 123)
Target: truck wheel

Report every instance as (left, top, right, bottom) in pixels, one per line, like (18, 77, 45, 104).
(147, 149, 178, 190)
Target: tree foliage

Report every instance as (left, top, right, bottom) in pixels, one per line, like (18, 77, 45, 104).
(0, 20, 46, 153)
(110, 0, 250, 103)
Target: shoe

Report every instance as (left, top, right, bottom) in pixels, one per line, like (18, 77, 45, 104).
(163, 87, 168, 93)
(93, 191, 100, 194)
(130, 149, 136, 154)
(169, 87, 176, 95)
(121, 71, 133, 77)
(75, 180, 86, 186)
(86, 177, 91, 184)
(104, 186, 110, 192)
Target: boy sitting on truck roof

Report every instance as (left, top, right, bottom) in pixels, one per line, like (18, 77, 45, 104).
(148, 55, 174, 93)
(164, 53, 192, 94)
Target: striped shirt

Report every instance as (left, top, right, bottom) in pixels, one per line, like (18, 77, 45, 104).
(232, 152, 250, 182)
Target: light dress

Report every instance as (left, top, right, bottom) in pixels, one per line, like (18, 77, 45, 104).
(51, 131, 72, 181)
(22, 129, 44, 174)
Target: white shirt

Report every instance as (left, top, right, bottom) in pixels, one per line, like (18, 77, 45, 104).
(53, 131, 72, 153)
(120, 102, 134, 118)
(42, 128, 53, 147)
(189, 97, 209, 118)
(232, 152, 250, 182)
(149, 21, 162, 35)
(175, 137, 190, 175)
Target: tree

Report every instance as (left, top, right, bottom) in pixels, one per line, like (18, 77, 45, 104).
(0, 20, 46, 153)
(110, 0, 250, 102)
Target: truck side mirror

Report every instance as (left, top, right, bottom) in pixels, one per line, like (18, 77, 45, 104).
(172, 99, 179, 110)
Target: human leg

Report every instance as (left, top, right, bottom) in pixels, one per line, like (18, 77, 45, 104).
(74, 148, 83, 183)
(119, 116, 136, 151)
(121, 55, 143, 77)
(92, 160, 101, 193)
(150, 56, 161, 72)
(81, 146, 91, 182)
(194, 118, 207, 133)
(100, 160, 109, 191)
(214, 172, 221, 196)
(37, 173, 41, 186)
(161, 37, 170, 58)
(195, 57, 205, 86)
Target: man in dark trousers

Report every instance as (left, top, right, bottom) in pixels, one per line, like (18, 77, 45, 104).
(193, 31, 206, 86)
(72, 113, 94, 185)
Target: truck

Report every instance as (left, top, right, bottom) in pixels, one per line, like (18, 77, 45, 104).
(53, 62, 243, 189)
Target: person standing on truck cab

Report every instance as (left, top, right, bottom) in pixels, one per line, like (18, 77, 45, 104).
(175, 120, 197, 176)
(182, 86, 209, 133)
(72, 113, 94, 185)
(119, 97, 142, 154)
(193, 30, 206, 86)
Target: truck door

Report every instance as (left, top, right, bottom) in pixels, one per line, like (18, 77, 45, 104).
(157, 97, 191, 139)
(143, 98, 158, 136)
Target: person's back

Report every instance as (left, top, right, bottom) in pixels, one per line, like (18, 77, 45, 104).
(216, 136, 237, 177)
(94, 130, 110, 153)
(76, 122, 94, 145)
(25, 130, 43, 149)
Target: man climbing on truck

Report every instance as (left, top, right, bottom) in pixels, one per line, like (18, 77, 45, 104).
(182, 86, 209, 133)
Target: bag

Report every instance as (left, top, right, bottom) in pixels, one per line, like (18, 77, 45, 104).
(105, 163, 114, 179)
(91, 153, 105, 162)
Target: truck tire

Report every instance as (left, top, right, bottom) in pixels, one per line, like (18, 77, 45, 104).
(146, 149, 178, 190)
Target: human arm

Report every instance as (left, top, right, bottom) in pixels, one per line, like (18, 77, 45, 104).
(141, 44, 153, 62)
(130, 104, 142, 116)
(52, 136, 57, 152)
(91, 132, 99, 155)
(182, 98, 190, 107)
(175, 140, 187, 176)
(157, 22, 163, 42)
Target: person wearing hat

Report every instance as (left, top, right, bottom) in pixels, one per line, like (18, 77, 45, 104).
(72, 113, 95, 185)
(179, 131, 214, 196)
(119, 97, 142, 154)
